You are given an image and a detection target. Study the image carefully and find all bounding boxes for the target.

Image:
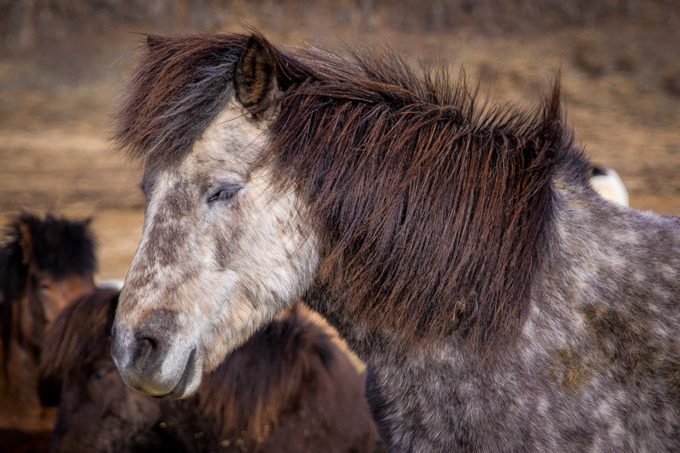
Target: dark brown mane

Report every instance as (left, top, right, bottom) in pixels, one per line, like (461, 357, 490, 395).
(38, 288, 119, 402)
(262, 42, 582, 353)
(41, 290, 346, 444)
(198, 303, 340, 442)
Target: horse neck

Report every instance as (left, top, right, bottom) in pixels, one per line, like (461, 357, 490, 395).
(555, 177, 673, 261)
(308, 177, 680, 361)
(1, 272, 43, 378)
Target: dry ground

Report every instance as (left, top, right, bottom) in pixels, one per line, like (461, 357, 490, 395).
(0, 12, 678, 281)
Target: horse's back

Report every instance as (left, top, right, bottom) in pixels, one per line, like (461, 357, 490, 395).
(502, 198, 680, 450)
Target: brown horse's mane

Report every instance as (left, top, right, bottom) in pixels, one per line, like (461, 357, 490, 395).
(198, 302, 341, 442)
(39, 289, 346, 444)
(116, 32, 589, 353)
(265, 46, 587, 353)
(1, 212, 97, 369)
(38, 288, 118, 391)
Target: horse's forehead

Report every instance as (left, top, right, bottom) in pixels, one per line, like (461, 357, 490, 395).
(184, 102, 268, 176)
(145, 103, 267, 189)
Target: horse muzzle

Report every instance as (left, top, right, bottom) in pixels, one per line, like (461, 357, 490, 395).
(111, 319, 203, 399)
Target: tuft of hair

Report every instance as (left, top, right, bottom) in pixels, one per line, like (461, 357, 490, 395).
(114, 32, 314, 170)
(197, 302, 340, 443)
(114, 33, 250, 170)
(38, 288, 119, 405)
(261, 42, 576, 354)
(0, 212, 96, 283)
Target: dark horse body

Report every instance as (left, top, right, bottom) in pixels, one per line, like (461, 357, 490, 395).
(111, 33, 680, 451)
(0, 213, 95, 446)
(40, 289, 379, 452)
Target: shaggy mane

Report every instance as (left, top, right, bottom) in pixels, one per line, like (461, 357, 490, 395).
(266, 41, 576, 353)
(39, 289, 119, 389)
(0, 212, 96, 291)
(198, 303, 340, 443)
(116, 32, 584, 352)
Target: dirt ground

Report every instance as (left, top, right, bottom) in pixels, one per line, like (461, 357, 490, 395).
(0, 8, 678, 281)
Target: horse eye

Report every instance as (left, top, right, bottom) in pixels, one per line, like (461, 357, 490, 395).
(207, 184, 242, 204)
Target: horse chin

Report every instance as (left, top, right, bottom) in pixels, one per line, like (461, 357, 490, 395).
(152, 347, 203, 400)
(117, 346, 204, 399)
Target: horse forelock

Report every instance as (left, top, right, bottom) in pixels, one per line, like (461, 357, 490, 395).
(0, 217, 28, 307)
(197, 303, 340, 442)
(114, 34, 250, 170)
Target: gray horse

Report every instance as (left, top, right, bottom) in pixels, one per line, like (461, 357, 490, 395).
(111, 33, 680, 451)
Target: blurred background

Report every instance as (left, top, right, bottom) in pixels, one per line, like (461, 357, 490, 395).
(0, 0, 678, 282)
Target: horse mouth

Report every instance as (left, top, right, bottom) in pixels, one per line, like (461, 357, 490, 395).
(153, 347, 201, 400)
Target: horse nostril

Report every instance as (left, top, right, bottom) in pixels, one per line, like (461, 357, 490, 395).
(113, 311, 178, 383)
(111, 327, 168, 377)
(135, 336, 158, 363)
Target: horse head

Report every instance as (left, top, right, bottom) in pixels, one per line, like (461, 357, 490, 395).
(112, 34, 319, 398)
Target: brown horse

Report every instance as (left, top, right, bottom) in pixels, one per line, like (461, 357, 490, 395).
(0, 213, 96, 446)
(40, 289, 379, 452)
(111, 32, 680, 451)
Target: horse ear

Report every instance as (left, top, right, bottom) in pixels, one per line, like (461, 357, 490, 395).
(19, 223, 33, 266)
(234, 35, 278, 117)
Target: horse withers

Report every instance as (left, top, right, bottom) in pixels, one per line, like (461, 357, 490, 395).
(40, 289, 379, 452)
(111, 33, 680, 451)
(0, 212, 96, 442)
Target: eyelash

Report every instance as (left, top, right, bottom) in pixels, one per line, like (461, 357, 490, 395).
(207, 184, 242, 204)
